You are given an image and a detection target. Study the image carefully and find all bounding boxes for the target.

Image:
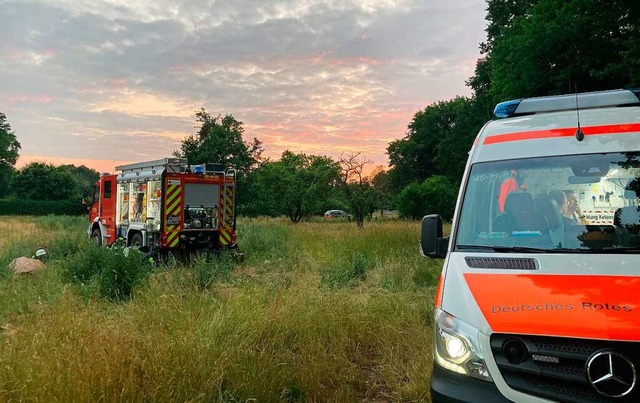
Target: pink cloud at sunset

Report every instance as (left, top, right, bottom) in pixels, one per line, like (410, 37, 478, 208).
(17, 155, 130, 175)
(1, 0, 487, 174)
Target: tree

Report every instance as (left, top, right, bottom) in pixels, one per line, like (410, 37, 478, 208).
(387, 97, 487, 190)
(370, 166, 393, 211)
(255, 151, 341, 222)
(0, 165, 15, 199)
(339, 152, 377, 228)
(178, 108, 263, 171)
(11, 162, 80, 201)
(397, 176, 458, 221)
(469, 0, 640, 105)
(62, 164, 100, 199)
(177, 108, 264, 216)
(0, 113, 21, 197)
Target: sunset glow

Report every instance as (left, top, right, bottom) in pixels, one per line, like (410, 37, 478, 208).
(1, 0, 486, 173)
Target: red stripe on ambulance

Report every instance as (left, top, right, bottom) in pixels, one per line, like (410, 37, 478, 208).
(484, 123, 640, 145)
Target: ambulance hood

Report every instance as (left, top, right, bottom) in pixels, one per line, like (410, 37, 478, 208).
(443, 253, 640, 341)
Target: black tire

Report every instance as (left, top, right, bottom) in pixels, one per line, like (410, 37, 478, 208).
(130, 232, 144, 248)
(91, 228, 102, 246)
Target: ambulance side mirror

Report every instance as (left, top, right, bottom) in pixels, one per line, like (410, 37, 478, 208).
(420, 214, 449, 259)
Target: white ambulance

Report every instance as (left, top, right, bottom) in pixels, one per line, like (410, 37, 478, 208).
(421, 89, 640, 402)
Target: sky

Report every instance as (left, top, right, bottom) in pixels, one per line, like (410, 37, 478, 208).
(0, 0, 487, 174)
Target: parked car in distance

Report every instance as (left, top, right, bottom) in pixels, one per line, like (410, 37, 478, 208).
(324, 209, 350, 219)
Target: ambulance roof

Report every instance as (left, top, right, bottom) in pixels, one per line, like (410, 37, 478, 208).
(471, 89, 640, 164)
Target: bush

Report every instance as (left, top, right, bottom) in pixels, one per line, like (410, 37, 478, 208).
(397, 176, 458, 220)
(59, 241, 150, 301)
(0, 199, 86, 216)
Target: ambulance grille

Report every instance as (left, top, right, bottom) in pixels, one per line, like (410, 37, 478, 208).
(464, 256, 538, 270)
(491, 334, 640, 403)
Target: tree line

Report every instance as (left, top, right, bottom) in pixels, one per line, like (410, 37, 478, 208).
(1, 0, 639, 220)
(387, 0, 640, 219)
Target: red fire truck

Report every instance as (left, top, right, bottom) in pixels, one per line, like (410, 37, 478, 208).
(88, 157, 237, 252)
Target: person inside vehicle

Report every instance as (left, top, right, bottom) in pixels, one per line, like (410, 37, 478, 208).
(548, 190, 580, 226)
(499, 169, 527, 212)
(564, 190, 588, 225)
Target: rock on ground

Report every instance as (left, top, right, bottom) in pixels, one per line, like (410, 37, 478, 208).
(9, 257, 45, 274)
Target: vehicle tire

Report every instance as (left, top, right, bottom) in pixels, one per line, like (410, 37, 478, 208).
(130, 232, 144, 248)
(91, 228, 102, 246)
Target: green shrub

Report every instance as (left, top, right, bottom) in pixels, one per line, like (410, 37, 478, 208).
(321, 252, 373, 288)
(59, 241, 150, 301)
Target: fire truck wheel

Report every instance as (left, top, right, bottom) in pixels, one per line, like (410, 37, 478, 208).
(91, 228, 102, 246)
(130, 232, 144, 248)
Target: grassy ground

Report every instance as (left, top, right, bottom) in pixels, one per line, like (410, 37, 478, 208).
(0, 215, 443, 402)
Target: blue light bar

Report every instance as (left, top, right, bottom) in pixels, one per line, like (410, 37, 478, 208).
(493, 99, 523, 118)
(193, 165, 205, 174)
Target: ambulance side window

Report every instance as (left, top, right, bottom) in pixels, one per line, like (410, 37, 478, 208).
(457, 170, 495, 244)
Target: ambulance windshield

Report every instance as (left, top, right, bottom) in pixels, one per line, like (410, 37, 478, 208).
(456, 152, 640, 252)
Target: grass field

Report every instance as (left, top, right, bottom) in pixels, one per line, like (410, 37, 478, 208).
(0, 215, 443, 402)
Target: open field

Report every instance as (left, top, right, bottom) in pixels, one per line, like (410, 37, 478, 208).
(0, 216, 443, 402)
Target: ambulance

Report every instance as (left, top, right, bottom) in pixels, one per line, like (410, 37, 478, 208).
(421, 89, 640, 402)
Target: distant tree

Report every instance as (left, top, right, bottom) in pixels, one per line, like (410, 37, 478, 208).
(177, 108, 264, 216)
(178, 108, 263, 171)
(387, 97, 486, 190)
(11, 162, 80, 201)
(397, 176, 458, 220)
(339, 152, 378, 228)
(0, 165, 15, 199)
(0, 113, 21, 197)
(61, 164, 100, 199)
(256, 151, 341, 222)
(370, 166, 393, 211)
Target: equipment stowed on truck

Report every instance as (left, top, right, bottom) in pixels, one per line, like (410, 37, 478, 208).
(88, 157, 238, 253)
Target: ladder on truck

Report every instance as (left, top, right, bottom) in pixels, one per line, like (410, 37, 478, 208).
(115, 157, 186, 183)
(219, 169, 236, 247)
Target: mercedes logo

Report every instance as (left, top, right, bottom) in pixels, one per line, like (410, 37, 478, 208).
(586, 350, 636, 398)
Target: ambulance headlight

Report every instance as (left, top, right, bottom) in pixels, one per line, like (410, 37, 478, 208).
(434, 308, 492, 381)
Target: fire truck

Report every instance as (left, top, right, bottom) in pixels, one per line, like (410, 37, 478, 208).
(88, 157, 237, 252)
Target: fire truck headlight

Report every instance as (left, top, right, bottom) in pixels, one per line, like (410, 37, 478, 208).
(434, 308, 492, 382)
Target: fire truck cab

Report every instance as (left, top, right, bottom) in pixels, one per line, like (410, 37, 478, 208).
(88, 157, 237, 252)
(422, 89, 640, 402)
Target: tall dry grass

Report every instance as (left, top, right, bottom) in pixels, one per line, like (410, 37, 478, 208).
(0, 215, 442, 402)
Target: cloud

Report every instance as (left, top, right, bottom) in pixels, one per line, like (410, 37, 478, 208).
(0, 0, 486, 172)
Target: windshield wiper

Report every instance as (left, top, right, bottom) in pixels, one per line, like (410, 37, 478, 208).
(456, 245, 552, 253)
(456, 245, 593, 253)
(457, 245, 640, 253)
(599, 247, 640, 254)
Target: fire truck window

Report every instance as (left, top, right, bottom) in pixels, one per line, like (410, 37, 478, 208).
(104, 180, 112, 199)
(184, 183, 220, 207)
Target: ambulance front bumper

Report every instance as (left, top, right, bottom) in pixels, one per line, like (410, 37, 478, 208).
(431, 364, 511, 403)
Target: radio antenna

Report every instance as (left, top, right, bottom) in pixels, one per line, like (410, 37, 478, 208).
(574, 84, 584, 141)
